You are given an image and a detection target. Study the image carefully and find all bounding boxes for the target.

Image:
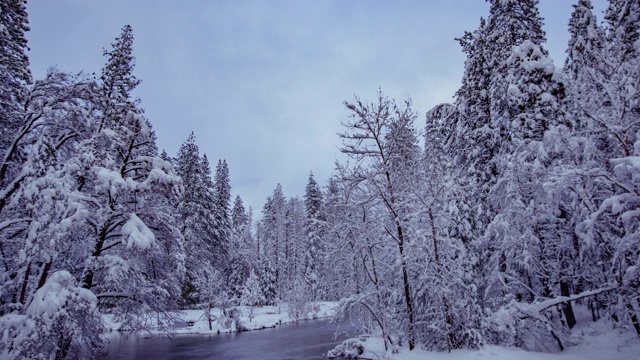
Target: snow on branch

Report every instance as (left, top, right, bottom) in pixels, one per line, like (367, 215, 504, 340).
(121, 213, 155, 250)
(531, 285, 618, 313)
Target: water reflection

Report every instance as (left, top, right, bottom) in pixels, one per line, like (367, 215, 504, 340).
(101, 319, 355, 360)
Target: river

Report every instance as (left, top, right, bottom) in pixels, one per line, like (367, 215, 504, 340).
(101, 319, 354, 360)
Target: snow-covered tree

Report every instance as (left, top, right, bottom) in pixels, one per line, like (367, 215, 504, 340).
(0, 0, 31, 160)
(75, 23, 185, 334)
(241, 269, 263, 321)
(231, 195, 249, 238)
(1, 25, 186, 359)
(339, 91, 419, 350)
(174, 134, 218, 306)
(258, 257, 277, 306)
(283, 196, 305, 292)
(225, 195, 252, 303)
(260, 184, 286, 299)
(213, 159, 231, 259)
(303, 171, 325, 301)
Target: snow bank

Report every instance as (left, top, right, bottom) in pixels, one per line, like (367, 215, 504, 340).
(333, 305, 640, 360)
(104, 301, 338, 336)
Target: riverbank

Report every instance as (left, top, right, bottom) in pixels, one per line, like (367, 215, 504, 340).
(329, 309, 640, 360)
(104, 301, 338, 336)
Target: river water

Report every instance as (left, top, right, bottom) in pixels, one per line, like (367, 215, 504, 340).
(101, 319, 354, 360)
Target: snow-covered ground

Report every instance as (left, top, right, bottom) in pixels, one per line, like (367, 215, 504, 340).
(330, 306, 640, 360)
(104, 303, 639, 360)
(104, 301, 338, 335)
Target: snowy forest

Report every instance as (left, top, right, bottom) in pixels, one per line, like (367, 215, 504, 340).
(1, 0, 640, 359)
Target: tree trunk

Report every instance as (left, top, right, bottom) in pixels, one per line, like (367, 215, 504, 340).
(37, 261, 52, 290)
(626, 301, 640, 337)
(208, 303, 213, 331)
(397, 224, 416, 350)
(18, 262, 30, 305)
(82, 225, 109, 289)
(560, 281, 577, 328)
(55, 332, 72, 360)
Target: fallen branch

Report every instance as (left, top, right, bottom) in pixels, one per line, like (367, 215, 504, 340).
(533, 286, 618, 313)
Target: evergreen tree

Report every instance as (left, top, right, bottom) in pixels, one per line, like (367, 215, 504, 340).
(175, 134, 219, 306)
(241, 269, 263, 320)
(258, 257, 277, 306)
(0, 0, 31, 158)
(260, 184, 286, 298)
(303, 171, 325, 301)
(565, 0, 607, 132)
(605, 0, 640, 62)
(159, 149, 174, 164)
(226, 195, 251, 305)
(202, 154, 226, 264)
(283, 196, 305, 293)
(231, 195, 249, 236)
(565, 0, 606, 81)
(213, 159, 231, 261)
(78, 23, 185, 335)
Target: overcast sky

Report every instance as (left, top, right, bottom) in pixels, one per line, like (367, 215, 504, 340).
(26, 0, 609, 213)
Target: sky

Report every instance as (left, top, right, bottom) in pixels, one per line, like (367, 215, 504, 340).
(26, 0, 609, 214)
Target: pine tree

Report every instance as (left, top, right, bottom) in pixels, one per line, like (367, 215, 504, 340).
(232, 195, 249, 237)
(260, 184, 286, 299)
(77, 24, 185, 332)
(0, 0, 31, 158)
(605, 0, 640, 62)
(565, 0, 607, 133)
(226, 195, 251, 305)
(565, 0, 606, 81)
(322, 175, 363, 301)
(202, 155, 226, 265)
(258, 257, 277, 306)
(213, 159, 231, 261)
(175, 134, 219, 305)
(159, 149, 174, 164)
(283, 196, 305, 293)
(303, 172, 325, 301)
(241, 269, 264, 320)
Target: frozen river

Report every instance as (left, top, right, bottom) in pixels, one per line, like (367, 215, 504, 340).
(101, 318, 354, 360)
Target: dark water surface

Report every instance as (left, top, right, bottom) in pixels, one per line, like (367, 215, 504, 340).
(101, 319, 353, 360)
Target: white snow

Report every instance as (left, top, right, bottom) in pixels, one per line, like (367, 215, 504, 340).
(121, 213, 156, 249)
(27, 271, 97, 321)
(344, 305, 640, 360)
(103, 301, 338, 335)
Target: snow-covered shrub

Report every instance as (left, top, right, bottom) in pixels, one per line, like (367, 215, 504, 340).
(487, 300, 567, 352)
(284, 277, 312, 321)
(0, 271, 104, 360)
(326, 338, 365, 358)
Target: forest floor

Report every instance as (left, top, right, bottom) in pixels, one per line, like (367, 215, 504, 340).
(104, 301, 338, 335)
(349, 306, 640, 360)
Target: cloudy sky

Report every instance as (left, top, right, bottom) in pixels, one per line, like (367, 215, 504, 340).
(26, 0, 608, 213)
